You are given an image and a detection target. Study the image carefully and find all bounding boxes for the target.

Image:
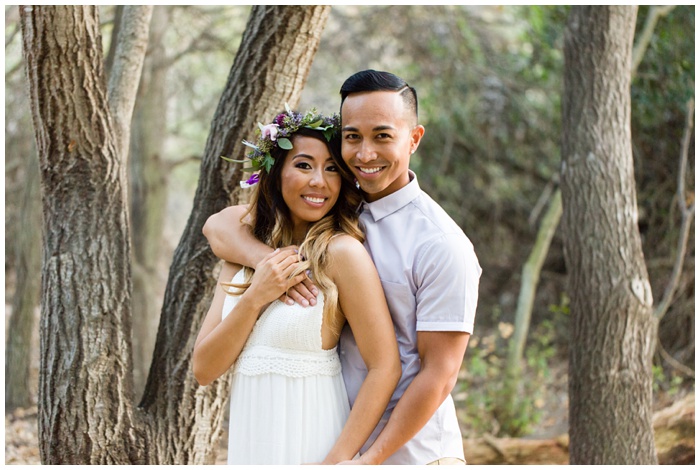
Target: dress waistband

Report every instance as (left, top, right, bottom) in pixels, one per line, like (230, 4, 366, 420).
(233, 344, 341, 378)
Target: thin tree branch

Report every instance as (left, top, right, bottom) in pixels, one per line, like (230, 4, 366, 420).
(166, 155, 202, 171)
(528, 174, 559, 228)
(5, 59, 23, 79)
(5, 19, 21, 48)
(658, 340, 695, 378)
(654, 98, 695, 321)
(104, 5, 124, 79)
(107, 5, 153, 160)
(631, 5, 675, 77)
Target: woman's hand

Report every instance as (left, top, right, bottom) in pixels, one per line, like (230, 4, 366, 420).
(245, 248, 306, 307)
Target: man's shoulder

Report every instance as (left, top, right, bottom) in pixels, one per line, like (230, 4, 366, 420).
(406, 190, 467, 238)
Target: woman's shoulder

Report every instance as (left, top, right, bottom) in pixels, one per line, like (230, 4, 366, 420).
(327, 233, 371, 267)
(328, 233, 364, 253)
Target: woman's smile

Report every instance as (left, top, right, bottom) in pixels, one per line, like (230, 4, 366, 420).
(280, 135, 342, 235)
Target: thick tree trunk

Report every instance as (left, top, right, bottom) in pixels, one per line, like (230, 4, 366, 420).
(21, 4, 329, 464)
(561, 6, 657, 465)
(5, 151, 41, 411)
(129, 4, 169, 398)
(21, 6, 138, 464)
(136, 5, 331, 464)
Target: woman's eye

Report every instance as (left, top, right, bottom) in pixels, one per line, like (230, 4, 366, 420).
(295, 162, 312, 169)
(326, 165, 338, 172)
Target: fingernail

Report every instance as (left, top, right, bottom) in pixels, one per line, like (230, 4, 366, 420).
(301, 299, 309, 307)
(305, 269, 313, 279)
(309, 298, 317, 306)
(286, 299, 294, 305)
(311, 288, 318, 295)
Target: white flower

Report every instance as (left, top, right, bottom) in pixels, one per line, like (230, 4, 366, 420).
(260, 123, 279, 141)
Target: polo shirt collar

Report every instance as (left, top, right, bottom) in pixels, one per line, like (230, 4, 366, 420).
(362, 170, 421, 222)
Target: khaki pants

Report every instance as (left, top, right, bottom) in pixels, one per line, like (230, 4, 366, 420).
(427, 457, 466, 465)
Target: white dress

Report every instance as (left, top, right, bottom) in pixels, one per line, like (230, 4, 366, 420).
(223, 270, 350, 464)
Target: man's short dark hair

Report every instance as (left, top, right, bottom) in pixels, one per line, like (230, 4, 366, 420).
(339, 69, 418, 119)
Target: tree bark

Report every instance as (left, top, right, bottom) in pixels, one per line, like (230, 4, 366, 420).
(22, 4, 329, 464)
(138, 5, 331, 463)
(129, 4, 170, 399)
(21, 5, 138, 463)
(561, 6, 658, 465)
(5, 150, 42, 411)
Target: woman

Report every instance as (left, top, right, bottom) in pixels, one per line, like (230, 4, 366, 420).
(193, 108, 401, 464)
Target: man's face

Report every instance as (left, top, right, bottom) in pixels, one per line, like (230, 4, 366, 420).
(340, 91, 424, 202)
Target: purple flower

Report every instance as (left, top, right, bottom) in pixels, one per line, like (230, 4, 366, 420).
(260, 123, 279, 141)
(240, 172, 260, 189)
(274, 113, 286, 126)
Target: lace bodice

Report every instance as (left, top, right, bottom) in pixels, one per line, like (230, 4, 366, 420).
(222, 269, 340, 377)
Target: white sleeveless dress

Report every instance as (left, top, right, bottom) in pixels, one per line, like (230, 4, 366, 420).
(223, 269, 350, 464)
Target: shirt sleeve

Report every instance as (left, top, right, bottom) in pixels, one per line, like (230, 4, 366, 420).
(414, 232, 481, 333)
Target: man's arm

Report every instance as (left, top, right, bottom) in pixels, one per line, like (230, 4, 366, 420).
(202, 205, 317, 305)
(203, 205, 269, 268)
(351, 331, 470, 465)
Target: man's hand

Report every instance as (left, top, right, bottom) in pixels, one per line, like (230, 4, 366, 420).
(274, 246, 319, 307)
(280, 277, 318, 306)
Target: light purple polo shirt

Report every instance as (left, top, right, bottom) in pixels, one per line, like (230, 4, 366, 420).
(339, 171, 481, 464)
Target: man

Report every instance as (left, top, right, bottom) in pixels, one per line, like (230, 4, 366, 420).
(203, 70, 481, 464)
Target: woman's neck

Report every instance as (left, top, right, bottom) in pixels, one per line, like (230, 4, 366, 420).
(292, 223, 308, 246)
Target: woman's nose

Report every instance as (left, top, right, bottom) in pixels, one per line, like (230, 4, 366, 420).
(309, 168, 326, 187)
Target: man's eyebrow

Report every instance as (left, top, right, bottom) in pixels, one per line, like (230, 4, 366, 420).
(341, 125, 396, 132)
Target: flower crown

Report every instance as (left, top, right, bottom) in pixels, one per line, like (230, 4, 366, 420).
(222, 104, 340, 188)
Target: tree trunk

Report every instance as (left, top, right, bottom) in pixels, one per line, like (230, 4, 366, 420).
(22, 4, 329, 464)
(5, 150, 42, 411)
(561, 6, 657, 465)
(21, 5, 139, 463)
(138, 5, 331, 463)
(129, 4, 169, 398)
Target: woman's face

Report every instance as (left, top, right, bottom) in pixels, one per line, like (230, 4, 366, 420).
(280, 134, 342, 237)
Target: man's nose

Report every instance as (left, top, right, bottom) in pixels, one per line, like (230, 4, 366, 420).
(356, 142, 377, 163)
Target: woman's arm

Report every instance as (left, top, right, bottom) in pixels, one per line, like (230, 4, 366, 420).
(202, 204, 318, 306)
(192, 250, 306, 386)
(321, 236, 401, 464)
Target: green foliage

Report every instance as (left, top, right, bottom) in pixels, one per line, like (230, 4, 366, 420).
(652, 365, 685, 396)
(457, 319, 558, 437)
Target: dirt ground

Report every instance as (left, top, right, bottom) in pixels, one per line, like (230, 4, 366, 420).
(1, 303, 678, 464)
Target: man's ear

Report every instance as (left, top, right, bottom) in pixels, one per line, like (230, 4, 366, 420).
(410, 124, 425, 154)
